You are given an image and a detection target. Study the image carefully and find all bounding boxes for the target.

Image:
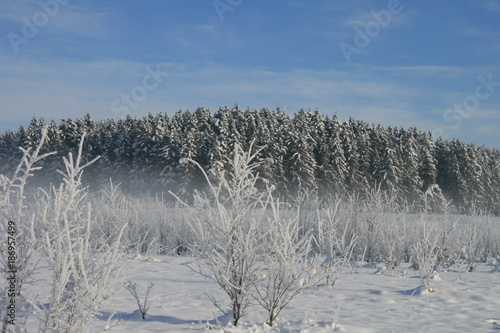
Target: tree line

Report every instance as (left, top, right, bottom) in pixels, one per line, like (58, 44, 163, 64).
(0, 106, 498, 215)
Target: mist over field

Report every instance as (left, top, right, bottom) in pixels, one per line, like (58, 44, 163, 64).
(1, 109, 498, 216)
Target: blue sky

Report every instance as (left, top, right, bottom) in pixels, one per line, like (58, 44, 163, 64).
(1, 0, 499, 148)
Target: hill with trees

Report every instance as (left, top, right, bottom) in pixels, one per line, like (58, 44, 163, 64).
(0, 106, 498, 215)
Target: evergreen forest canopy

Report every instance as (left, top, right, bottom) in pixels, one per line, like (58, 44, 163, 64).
(0, 106, 498, 215)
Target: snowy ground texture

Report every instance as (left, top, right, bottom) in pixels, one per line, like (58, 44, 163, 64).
(81, 255, 500, 333)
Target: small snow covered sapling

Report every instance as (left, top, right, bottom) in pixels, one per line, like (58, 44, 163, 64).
(125, 281, 154, 320)
(252, 197, 322, 327)
(316, 198, 357, 286)
(412, 216, 440, 292)
(37, 134, 124, 332)
(170, 141, 266, 326)
(0, 126, 55, 332)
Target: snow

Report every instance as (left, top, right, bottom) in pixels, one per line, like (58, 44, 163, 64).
(75, 256, 500, 333)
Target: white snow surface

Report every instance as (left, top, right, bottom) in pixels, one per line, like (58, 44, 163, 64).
(71, 256, 500, 333)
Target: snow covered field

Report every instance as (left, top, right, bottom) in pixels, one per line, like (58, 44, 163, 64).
(83, 255, 500, 333)
(2, 135, 499, 332)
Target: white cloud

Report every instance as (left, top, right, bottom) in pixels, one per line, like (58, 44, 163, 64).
(50, 9, 112, 40)
(0, 1, 41, 21)
(462, 27, 500, 39)
(471, 108, 500, 120)
(0, 2, 115, 42)
(370, 65, 464, 76)
(470, 0, 500, 12)
(1, 53, 499, 148)
(343, 5, 412, 30)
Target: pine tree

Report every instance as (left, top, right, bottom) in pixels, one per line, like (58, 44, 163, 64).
(208, 106, 233, 184)
(193, 106, 213, 169)
(436, 139, 466, 212)
(95, 118, 119, 186)
(0, 130, 23, 176)
(419, 132, 438, 192)
(249, 108, 288, 192)
(399, 128, 423, 203)
(284, 110, 317, 195)
(113, 115, 138, 191)
(321, 114, 347, 195)
(309, 110, 329, 194)
(25, 116, 46, 149)
(42, 120, 64, 185)
(485, 149, 500, 215)
(459, 144, 484, 212)
(162, 111, 184, 192)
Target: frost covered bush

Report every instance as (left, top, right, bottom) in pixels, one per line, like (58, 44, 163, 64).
(411, 216, 440, 292)
(127, 199, 193, 256)
(253, 198, 322, 326)
(93, 180, 128, 243)
(93, 184, 160, 258)
(457, 222, 483, 272)
(36, 135, 123, 332)
(0, 127, 55, 330)
(171, 142, 342, 326)
(314, 197, 357, 285)
(93, 181, 193, 258)
(172, 142, 266, 326)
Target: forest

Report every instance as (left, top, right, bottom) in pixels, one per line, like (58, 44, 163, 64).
(1, 106, 498, 215)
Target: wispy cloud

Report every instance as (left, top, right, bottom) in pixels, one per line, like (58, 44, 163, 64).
(49, 8, 113, 40)
(166, 23, 217, 46)
(341, 2, 413, 30)
(1, 1, 112, 38)
(1, 54, 498, 148)
(471, 108, 500, 120)
(164, 22, 243, 56)
(0, 1, 41, 21)
(370, 65, 466, 78)
(469, 0, 500, 12)
(461, 26, 500, 39)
